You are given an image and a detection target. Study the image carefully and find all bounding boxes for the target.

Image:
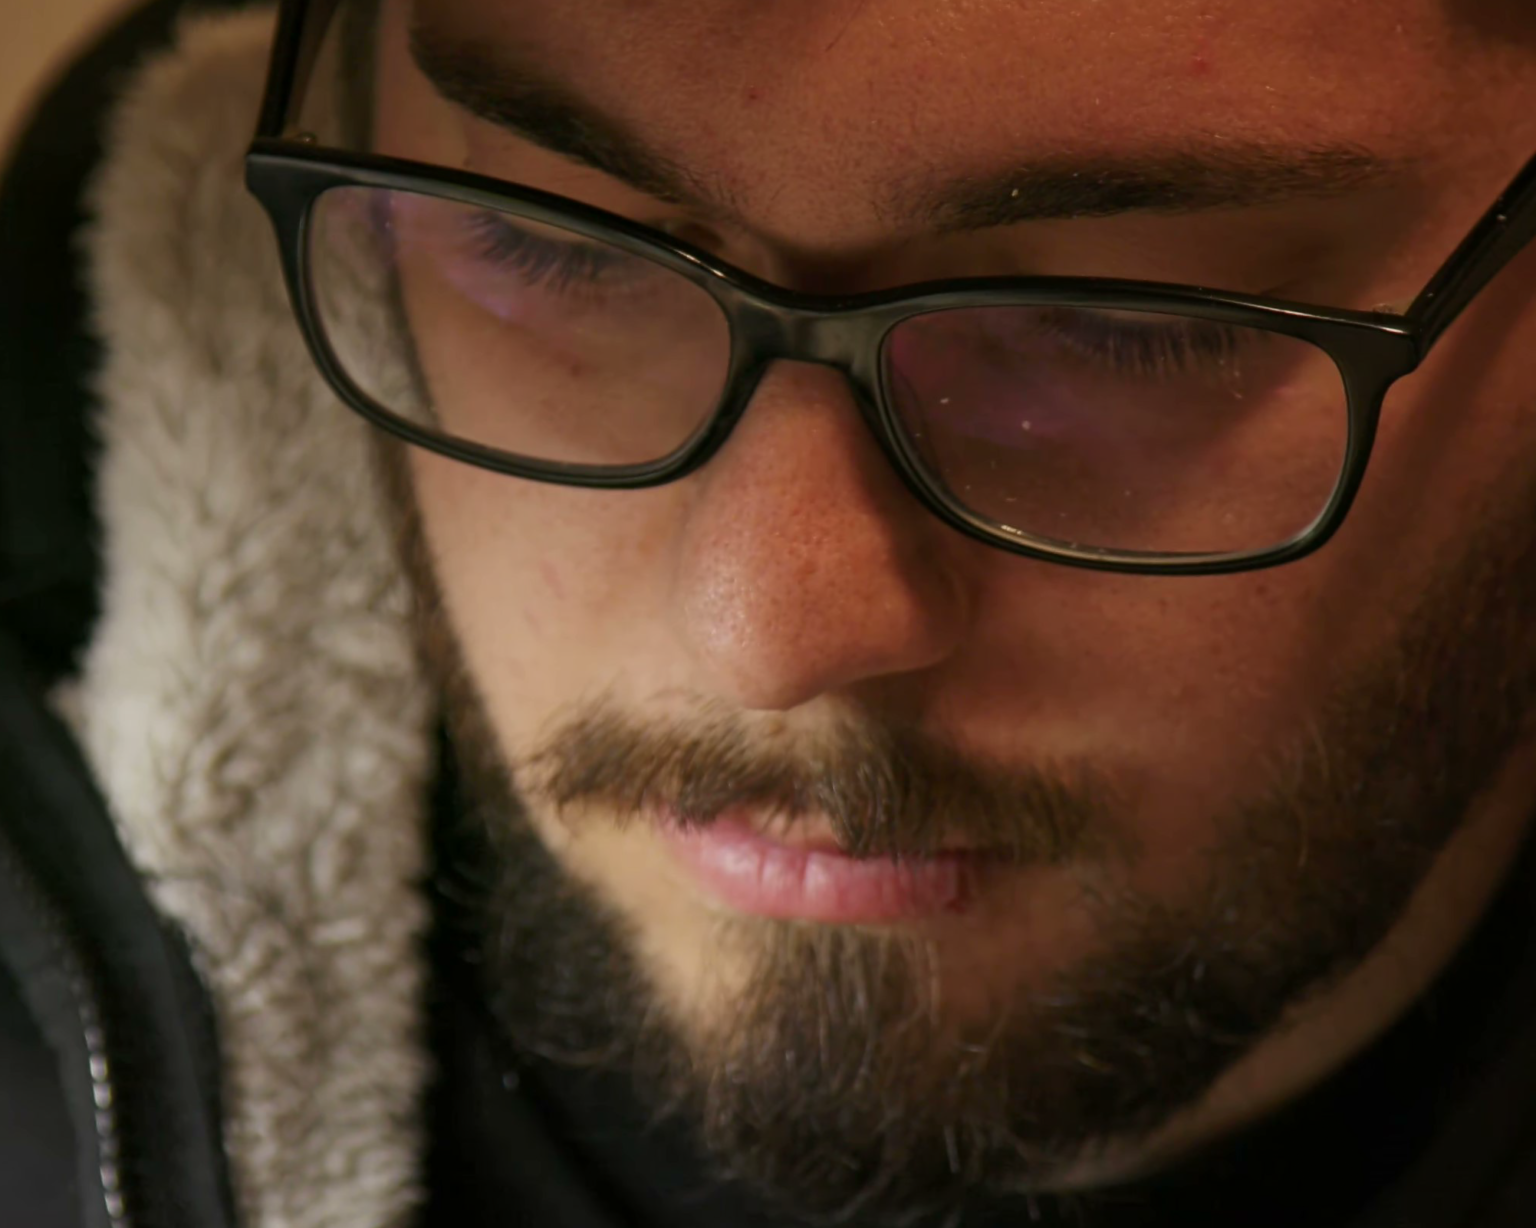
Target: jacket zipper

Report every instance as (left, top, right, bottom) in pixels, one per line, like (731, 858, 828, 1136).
(0, 828, 132, 1228)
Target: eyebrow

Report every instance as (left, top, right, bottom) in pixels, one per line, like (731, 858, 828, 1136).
(409, 22, 1401, 232)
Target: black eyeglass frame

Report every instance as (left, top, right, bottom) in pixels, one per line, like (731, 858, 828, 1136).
(245, 0, 1536, 576)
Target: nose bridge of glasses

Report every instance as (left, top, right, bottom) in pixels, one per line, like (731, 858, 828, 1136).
(721, 299, 897, 461)
(741, 296, 884, 387)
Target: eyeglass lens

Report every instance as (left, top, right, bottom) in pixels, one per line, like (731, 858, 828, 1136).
(311, 186, 731, 466)
(882, 308, 1348, 554)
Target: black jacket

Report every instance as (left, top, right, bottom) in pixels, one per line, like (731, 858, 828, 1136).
(5, 7, 1536, 1228)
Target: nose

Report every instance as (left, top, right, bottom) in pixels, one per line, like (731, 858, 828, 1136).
(672, 363, 970, 711)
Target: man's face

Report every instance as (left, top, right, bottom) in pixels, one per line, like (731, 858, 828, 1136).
(364, 0, 1536, 1219)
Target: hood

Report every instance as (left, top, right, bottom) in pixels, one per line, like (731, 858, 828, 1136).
(66, 8, 435, 1227)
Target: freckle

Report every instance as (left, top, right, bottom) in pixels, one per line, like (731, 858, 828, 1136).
(540, 559, 566, 599)
(743, 86, 762, 104)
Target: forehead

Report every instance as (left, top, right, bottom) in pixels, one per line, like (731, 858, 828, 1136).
(406, 0, 1524, 236)
(421, 1, 1483, 138)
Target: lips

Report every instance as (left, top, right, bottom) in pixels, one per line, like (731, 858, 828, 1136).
(659, 811, 995, 924)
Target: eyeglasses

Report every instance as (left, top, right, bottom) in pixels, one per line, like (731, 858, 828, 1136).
(246, 0, 1536, 575)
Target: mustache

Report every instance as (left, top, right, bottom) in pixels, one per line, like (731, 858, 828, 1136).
(518, 702, 1109, 864)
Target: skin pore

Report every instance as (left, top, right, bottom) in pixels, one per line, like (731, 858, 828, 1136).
(358, 0, 1536, 1220)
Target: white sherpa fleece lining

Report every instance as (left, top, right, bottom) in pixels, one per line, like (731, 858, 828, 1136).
(69, 8, 435, 1227)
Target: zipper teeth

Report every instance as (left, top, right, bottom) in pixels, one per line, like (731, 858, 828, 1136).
(0, 835, 131, 1228)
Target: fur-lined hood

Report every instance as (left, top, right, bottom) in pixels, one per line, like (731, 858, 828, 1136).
(68, 9, 434, 1227)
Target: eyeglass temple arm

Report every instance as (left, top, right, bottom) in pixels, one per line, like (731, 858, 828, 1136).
(255, 0, 342, 138)
(1407, 152, 1536, 357)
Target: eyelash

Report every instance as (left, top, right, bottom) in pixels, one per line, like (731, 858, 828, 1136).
(1038, 309, 1251, 379)
(461, 211, 632, 294)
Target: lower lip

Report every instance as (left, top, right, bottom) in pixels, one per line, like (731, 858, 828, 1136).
(660, 816, 988, 923)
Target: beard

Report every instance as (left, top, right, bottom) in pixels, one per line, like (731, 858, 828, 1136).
(381, 441, 1536, 1228)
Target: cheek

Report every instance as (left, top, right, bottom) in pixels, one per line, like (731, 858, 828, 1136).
(409, 448, 686, 737)
(948, 560, 1328, 861)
